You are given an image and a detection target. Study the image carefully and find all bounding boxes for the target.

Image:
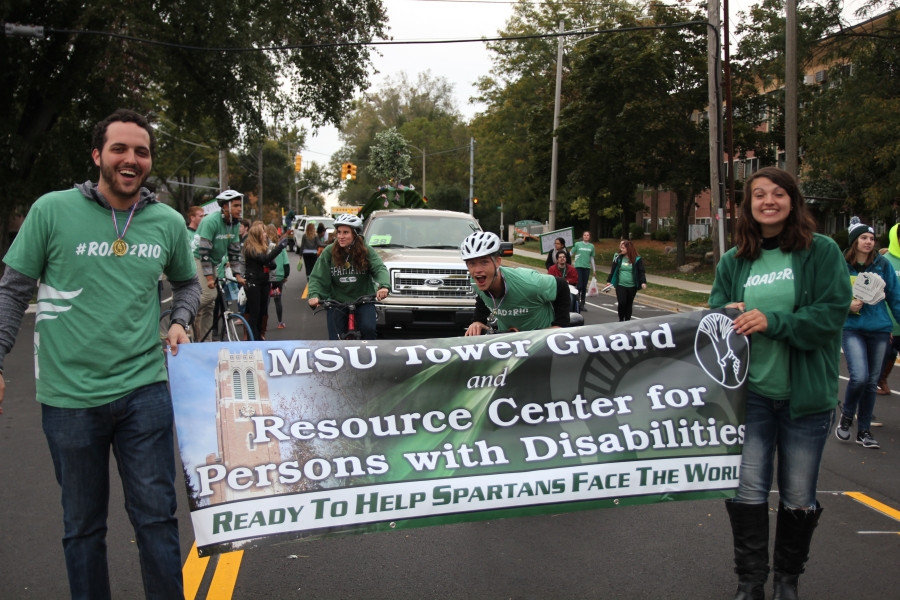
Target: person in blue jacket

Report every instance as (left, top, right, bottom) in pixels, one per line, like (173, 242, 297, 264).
(836, 217, 900, 449)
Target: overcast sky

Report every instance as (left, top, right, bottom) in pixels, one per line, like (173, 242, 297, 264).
(300, 0, 873, 198)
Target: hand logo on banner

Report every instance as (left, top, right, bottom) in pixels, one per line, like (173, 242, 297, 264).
(695, 313, 750, 389)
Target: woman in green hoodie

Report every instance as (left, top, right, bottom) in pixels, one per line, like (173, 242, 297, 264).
(307, 214, 389, 340)
(709, 167, 850, 600)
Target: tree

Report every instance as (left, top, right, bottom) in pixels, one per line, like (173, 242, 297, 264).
(1, 0, 387, 248)
(367, 127, 413, 185)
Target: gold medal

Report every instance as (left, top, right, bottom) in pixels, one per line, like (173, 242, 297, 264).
(112, 239, 128, 256)
(110, 201, 138, 258)
(344, 262, 351, 269)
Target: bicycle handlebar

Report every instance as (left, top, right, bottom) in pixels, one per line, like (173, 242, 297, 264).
(311, 294, 380, 313)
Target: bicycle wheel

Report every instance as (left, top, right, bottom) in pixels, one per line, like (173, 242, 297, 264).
(224, 314, 254, 342)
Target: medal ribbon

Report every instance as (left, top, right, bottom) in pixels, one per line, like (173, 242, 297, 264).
(486, 269, 507, 327)
(112, 202, 139, 241)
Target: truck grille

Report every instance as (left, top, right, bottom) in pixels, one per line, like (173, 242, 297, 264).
(390, 268, 474, 297)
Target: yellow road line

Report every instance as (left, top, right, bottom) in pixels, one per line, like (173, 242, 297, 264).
(182, 542, 210, 600)
(845, 492, 900, 522)
(302, 284, 308, 299)
(207, 550, 244, 599)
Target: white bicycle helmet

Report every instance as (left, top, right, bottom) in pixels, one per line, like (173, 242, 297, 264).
(334, 213, 364, 232)
(460, 231, 502, 261)
(216, 189, 243, 205)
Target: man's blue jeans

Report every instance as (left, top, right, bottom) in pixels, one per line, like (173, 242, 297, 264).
(842, 329, 889, 430)
(575, 267, 591, 301)
(326, 302, 377, 340)
(41, 382, 183, 600)
(734, 391, 832, 509)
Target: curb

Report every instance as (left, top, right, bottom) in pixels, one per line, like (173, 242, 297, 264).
(504, 259, 705, 314)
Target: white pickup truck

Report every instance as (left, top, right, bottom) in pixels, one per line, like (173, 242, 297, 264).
(364, 209, 509, 333)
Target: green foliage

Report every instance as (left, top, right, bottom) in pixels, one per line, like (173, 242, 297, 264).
(802, 11, 900, 216)
(333, 71, 470, 206)
(879, 230, 891, 250)
(651, 229, 672, 242)
(1, 0, 387, 240)
(629, 224, 646, 240)
(360, 186, 426, 220)
(831, 229, 849, 251)
(686, 237, 713, 255)
(611, 223, 623, 238)
(367, 128, 413, 185)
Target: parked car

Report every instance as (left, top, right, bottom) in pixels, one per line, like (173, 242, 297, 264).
(291, 216, 335, 252)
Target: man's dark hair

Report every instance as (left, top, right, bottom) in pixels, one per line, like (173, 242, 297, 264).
(240, 218, 252, 229)
(91, 109, 157, 159)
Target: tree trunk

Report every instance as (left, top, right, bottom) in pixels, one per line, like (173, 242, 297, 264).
(589, 202, 599, 240)
(674, 187, 695, 267)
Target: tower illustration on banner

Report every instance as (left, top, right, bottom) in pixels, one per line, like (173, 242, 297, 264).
(205, 349, 284, 504)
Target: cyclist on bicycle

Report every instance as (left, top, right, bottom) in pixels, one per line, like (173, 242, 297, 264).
(194, 190, 246, 340)
(461, 231, 570, 336)
(308, 214, 390, 340)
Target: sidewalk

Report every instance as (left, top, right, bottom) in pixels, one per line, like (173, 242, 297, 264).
(513, 247, 712, 294)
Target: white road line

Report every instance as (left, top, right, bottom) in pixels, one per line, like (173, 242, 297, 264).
(838, 375, 900, 396)
(857, 531, 900, 534)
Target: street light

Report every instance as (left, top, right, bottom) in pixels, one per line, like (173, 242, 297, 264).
(408, 144, 426, 197)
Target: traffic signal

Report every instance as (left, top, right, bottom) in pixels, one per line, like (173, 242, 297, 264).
(473, 197, 479, 205)
(348, 163, 357, 180)
(340, 163, 349, 179)
(294, 154, 302, 172)
(422, 196, 428, 204)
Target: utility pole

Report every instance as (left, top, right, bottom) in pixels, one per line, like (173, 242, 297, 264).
(708, 0, 725, 260)
(218, 149, 228, 193)
(421, 147, 426, 197)
(548, 18, 565, 231)
(500, 203, 505, 240)
(257, 144, 264, 222)
(469, 137, 475, 216)
(724, 0, 736, 248)
(785, 0, 799, 177)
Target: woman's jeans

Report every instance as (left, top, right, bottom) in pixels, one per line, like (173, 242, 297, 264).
(326, 302, 377, 340)
(734, 391, 832, 509)
(41, 382, 183, 600)
(842, 329, 889, 429)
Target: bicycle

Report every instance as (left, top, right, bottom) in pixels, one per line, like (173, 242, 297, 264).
(159, 277, 253, 347)
(311, 294, 379, 341)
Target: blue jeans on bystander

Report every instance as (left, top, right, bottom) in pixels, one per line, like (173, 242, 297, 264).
(575, 267, 591, 302)
(41, 382, 183, 600)
(841, 329, 889, 430)
(734, 391, 833, 509)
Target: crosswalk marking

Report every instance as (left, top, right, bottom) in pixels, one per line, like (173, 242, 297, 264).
(182, 542, 210, 600)
(845, 492, 900, 522)
(207, 550, 244, 600)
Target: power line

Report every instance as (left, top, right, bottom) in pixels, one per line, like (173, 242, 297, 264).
(4, 21, 714, 53)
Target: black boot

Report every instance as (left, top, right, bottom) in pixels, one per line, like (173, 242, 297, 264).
(772, 501, 823, 600)
(725, 500, 769, 600)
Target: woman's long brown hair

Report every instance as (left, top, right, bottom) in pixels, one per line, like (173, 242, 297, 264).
(242, 222, 268, 258)
(332, 230, 370, 273)
(734, 166, 816, 260)
(844, 237, 876, 268)
(619, 239, 638, 264)
(305, 223, 317, 240)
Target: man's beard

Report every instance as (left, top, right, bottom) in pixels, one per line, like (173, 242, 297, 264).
(99, 159, 148, 200)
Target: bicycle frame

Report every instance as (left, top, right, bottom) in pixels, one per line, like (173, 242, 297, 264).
(197, 278, 252, 342)
(314, 295, 378, 341)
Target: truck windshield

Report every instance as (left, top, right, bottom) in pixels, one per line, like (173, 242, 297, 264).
(367, 216, 480, 249)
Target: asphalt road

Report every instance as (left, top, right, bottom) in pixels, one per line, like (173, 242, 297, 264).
(1, 264, 898, 599)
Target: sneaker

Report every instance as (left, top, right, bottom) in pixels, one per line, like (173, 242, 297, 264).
(856, 429, 880, 448)
(277, 322, 286, 329)
(835, 415, 853, 441)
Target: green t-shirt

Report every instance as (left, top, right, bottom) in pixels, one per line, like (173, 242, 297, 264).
(743, 248, 795, 400)
(308, 244, 390, 303)
(475, 266, 557, 332)
(571, 241, 595, 269)
(192, 211, 240, 264)
(4, 189, 196, 408)
(188, 226, 200, 253)
(618, 259, 635, 287)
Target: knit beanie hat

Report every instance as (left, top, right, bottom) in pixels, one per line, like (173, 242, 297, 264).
(848, 216, 874, 247)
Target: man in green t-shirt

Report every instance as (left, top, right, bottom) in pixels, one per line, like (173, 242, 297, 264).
(193, 191, 246, 340)
(0, 110, 199, 598)
(460, 231, 570, 335)
(571, 231, 597, 309)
